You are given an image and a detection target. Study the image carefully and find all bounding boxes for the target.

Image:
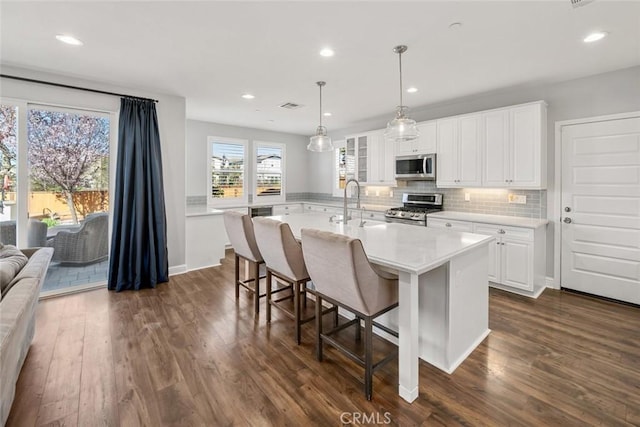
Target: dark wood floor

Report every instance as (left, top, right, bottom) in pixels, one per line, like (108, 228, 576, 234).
(7, 250, 640, 426)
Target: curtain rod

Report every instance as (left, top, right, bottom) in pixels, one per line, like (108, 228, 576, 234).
(0, 74, 159, 103)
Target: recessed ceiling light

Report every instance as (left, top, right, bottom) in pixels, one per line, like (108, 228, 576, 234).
(448, 22, 463, 30)
(242, 93, 255, 99)
(55, 34, 83, 46)
(583, 31, 608, 43)
(319, 48, 335, 57)
(407, 87, 418, 93)
(323, 112, 332, 117)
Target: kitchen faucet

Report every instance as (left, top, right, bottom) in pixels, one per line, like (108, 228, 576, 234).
(343, 178, 361, 225)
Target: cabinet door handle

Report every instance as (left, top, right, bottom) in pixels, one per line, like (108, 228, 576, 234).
(498, 229, 506, 234)
(445, 223, 452, 227)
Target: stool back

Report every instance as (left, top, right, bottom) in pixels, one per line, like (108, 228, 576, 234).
(223, 211, 262, 262)
(253, 217, 308, 281)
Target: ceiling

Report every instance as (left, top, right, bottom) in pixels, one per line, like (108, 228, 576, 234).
(1, 1, 639, 136)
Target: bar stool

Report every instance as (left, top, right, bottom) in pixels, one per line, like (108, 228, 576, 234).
(301, 228, 399, 401)
(253, 217, 337, 344)
(222, 211, 266, 316)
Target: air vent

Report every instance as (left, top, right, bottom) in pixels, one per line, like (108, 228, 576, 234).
(279, 102, 303, 110)
(570, 0, 595, 8)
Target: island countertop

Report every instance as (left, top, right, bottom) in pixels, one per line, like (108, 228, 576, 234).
(271, 213, 495, 275)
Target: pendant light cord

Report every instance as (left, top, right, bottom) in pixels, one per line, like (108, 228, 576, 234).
(319, 83, 323, 127)
(398, 50, 403, 108)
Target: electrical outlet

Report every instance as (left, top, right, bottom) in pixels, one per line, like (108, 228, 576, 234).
(365, 190, 369, 196)
(508, 194, 527, 204)
(464, 193, 471, 202)
(389, 191, 393, 198)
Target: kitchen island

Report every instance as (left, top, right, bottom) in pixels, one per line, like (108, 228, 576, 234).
(271, 213, 494, 403)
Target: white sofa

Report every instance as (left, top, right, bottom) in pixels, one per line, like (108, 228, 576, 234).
(0, 245, 53, 426)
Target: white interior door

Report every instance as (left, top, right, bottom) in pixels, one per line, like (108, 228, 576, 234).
(561, 116, 640, 304)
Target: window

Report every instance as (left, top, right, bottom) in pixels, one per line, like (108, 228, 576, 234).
(332, 139, 355, 197)
(254, 141, 285, 202)
(0, 104, 17, 221)
(208, 137, 247, 205)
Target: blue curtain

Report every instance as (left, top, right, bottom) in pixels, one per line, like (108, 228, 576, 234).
(108, 98, 168, 291)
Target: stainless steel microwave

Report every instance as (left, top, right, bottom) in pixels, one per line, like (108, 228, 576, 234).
(395, 154, 436, 180)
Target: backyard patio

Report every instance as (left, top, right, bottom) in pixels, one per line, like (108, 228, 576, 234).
(42, 259, 108, 293)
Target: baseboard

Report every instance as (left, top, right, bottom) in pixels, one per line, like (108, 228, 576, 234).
(169, 264, 188, 276)
(186, 262, 222, 273)
(489, 282, 545, 299)
(546, 276, 559, 289)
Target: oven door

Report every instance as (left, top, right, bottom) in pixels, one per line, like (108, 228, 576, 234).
(385, 217, 426, 226)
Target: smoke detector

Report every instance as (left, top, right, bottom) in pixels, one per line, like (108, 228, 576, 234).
(279, 102, 303, 110)
(571, 0, 595, 8)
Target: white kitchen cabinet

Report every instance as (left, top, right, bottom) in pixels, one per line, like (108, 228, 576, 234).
(345, 134, 369, 183)
(367, 130, 395, 185)
(346, 130, 395, 185)
(427, 217, 474, 232)
(483, 101, 547, 189)
(428, 215, 546, 296)
(395, 121, 437, 155)
(272, 203, 303, 216)
(436, 114, 482, 187)
(303, 204, 339, 215)
(472, 223, 539, 292)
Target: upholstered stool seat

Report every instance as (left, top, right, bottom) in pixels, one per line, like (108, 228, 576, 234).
(223, 211, 267, 316)
(301, 228, 399, 400)
(253, 217, 337, 344)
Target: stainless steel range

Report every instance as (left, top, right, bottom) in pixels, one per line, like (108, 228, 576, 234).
(385, 193, 443, 226)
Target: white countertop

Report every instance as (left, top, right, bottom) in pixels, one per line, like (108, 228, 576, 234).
(427, 211, 548, 229)
(186, 200, 394, 217)
(272, 213, 495, 275)
(185, 206, 224, 217)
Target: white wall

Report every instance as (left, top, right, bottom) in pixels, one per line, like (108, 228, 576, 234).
(186, 119, 309, 198)
(0, 66, 187, 269)
(310, 65, 640, 278)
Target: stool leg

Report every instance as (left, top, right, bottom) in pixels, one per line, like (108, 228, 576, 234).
(364, 316, 373, 401)
(315, 295, 323, 361)
(302, 281, 308, 309)
(266, 269, 272, 323)
(254, 262, 260, 316)
(333, 305, 339, 327)
(355, 316, 361, 342)
(294, 280, 301, 345)
(234, 254, 240, 299)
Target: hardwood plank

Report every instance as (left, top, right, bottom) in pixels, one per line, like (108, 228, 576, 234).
(7, 250, 640, 426)
(78, 290, 118, 427)
(34, 295, 86, 426)
(5, 298, 65, 426)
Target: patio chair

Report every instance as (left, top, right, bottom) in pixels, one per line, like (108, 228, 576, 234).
(0, 220, 16, 245)
(47, 212, 109, 265)
(27, 219, 48, 247)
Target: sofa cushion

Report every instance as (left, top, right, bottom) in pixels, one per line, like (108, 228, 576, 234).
(0, 245, 28, 298)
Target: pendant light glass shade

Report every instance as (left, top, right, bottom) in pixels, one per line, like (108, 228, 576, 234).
(385, 45, 419, 143)
(308, 81, 334, 152)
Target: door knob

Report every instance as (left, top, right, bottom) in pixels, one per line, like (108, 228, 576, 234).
(563, 217, 572, 224)
(564, 207, 571, 212)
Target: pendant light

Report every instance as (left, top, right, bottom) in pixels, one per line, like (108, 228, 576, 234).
(384, 45, 419, 143)
(307, 81, 334, 152)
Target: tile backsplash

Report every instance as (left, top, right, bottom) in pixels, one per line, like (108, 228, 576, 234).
(305, 181, 546, 219)
(188, 186, 546, 219)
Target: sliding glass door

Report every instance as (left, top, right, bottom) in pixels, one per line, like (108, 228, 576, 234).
(1, 100, 113, 295)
